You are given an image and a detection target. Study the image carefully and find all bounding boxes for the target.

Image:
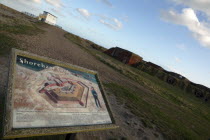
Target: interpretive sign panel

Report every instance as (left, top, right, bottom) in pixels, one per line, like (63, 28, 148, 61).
(2, 49, 117, 138)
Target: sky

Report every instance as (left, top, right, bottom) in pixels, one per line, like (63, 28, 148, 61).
(1, 0, 210, 88)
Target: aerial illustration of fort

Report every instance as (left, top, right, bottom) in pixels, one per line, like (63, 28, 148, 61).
(12, 55, 112, 128)
(38, 76, 89, 108)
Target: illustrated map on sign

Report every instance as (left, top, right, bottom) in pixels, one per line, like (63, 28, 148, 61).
(13, 55, 112, 128)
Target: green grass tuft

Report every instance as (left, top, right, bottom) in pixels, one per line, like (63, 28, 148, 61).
(0, 24, 44, 35)
(0, 33, 19, 55)
(64, 33, 82, 46)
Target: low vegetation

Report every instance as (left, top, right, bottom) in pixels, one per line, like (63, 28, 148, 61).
(64, 33, 82, 46)
(64, 34, 210, 139)
(0, 33, 19, 55)
(0, 22, 44, 55)
(0, 6, 45, 55)
(64, 33, 107, 52)
(104, 82, 210, 139)
(0, 23, 44, 35)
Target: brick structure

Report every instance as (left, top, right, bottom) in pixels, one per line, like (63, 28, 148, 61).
(105, 47, 210, 103)
(104, 47, 142, 65)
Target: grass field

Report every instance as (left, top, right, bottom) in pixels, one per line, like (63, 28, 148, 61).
(0, 23, 44, 35)
(65, 33, 210, 140)
(0, 33, 19, 55)
(0, 22, 45, 56)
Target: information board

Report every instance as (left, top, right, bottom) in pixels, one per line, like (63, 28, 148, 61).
(2, 49, 117, 138)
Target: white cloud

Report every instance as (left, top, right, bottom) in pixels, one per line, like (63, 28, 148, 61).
(44, 0, 64, 8)
(96, 0, 113, 7)
(99, 17, 123, 30)
(1, 0, 42, 15)
(171, 0, 210, 17)
(175, 57, 181, 63)
(15, 0, 41, 5)
(161, 8, 210, 48)
(76, 8, 91, 19)
(74, 10, 123, 30)
(114, 18, 123, 29)
(51, 8, 65, 17)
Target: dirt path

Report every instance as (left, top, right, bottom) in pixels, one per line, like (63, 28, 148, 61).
(0, 25, 163, 139)
(16, 26, 141, 88)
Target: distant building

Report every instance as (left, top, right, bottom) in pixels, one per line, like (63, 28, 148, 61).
(38, 11, 57, 25)
(104, 47, 143, 65)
